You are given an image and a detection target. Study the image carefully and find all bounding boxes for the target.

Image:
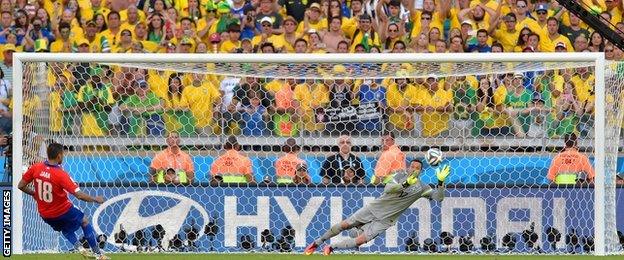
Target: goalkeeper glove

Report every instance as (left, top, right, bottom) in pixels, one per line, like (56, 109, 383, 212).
(402, 170, 420, 188)
(435, 164, 451, 183)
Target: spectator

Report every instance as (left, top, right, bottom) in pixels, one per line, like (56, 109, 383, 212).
(163, 73, 194, 136)
(447, 76, 477, 137)
(147, 13, 166, 45)
(411, 33, 430, 53)
(273, 78, 300, 136)
(131, 22, 149, 44)
(356, 78, 386, 135)
(183, 73, 221, 136)
(434, 39, 447, 53)
(239, 5, 256, 40)
(386, 70, 417, 134)
(551, 81, 583, 138)
(219, 74, 241, 135)
(233, 77, 274, 111)
(350, 13, 379, 52)
(299, 3, 327, 35)
(545, 17, 572, 52)
(534, 3, 549, 28)
(253, 17, 284, 51)
(84, 20, 111, 53)
(467, 29, 492, 52)
(241, 91, 269, 136)
(275, 138, 310, 184)
(220, 24, 242, 53)
(307, 30, 326, 53)
(414, 75, 453, 137)
(0, 11, 12, 44)
(113, 29, 134, 53)
(76, 66, 115, 137)
(380, 22, 402, 51)
(325, 65, 354, 135)
(84, 0, 111, 23)
(294, 79, 329, 135)
(320, 135, 366, 185)
(99, 11, 122, 50)
(491, 42, 503, 52)
(491, 13, 519, 52)
(231, 0, 252, 20)
(294, 38, 308, 53)
(50, 22, 72, 52)
(475, 76, 510, 137)
(560, 12, 589, 48)
(526, 94, 548, 138)
(514, 0, 544, 37)
(547, 133, 594, 185)
(514, 27, 532, 52)
(57, 72, 82, 136)
(372, 131, 405, 184)
(119, 79, 165, 137)
(588, 31, 605, 52)
(23, 18, 54, 52)
(448, 35, 464, 53)
(256, 0, 283, 32)
(279, 0, 308, 22)
(279, 16, 298, 52)
(567, 34, 586, 51)
(427, 27, 441, 49)
(504, 73, 533, 138)
(13, 9, 29, 45)
(0, 43, 13, 83)
(554, 41, 568, 52)
(149, 132, 195, 184)
(93, 13, 108, 33)
(322, 16, 348, 53)
(526, 33, 541, 52)
(210, 136, 254, 184)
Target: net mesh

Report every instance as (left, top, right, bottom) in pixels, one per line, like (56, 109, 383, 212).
(16, 57, 624, 254)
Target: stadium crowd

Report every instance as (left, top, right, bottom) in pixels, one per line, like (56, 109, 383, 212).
(0, 0, 623, 140)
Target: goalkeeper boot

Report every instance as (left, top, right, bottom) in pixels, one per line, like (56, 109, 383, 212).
(95, 253, 111, 260)
(304, 242, 318, 255)
(323, 245, 334, 256)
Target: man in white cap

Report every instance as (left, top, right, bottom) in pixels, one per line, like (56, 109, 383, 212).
(257, 0, 283, 33)
(554, 42, 567, 52)
(252, 16, 285, 50)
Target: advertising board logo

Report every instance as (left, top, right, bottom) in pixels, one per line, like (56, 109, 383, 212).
(92, 191, 209, 248)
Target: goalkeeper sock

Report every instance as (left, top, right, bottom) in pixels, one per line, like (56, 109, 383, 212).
(331, 238, 358, 249)
(81, 223, 100, 254)
(61, 230, 78, 249)
(314, 223, 344, 245)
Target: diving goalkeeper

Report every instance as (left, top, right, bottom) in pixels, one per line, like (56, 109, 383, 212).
(304, 160, 451, 255)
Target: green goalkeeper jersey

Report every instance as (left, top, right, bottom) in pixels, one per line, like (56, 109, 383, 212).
(367, 170, 445, 223)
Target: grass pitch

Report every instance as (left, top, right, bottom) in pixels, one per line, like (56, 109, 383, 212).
(8, 254, 624, 260)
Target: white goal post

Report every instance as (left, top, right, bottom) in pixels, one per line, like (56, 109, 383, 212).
(10, 52, 620, 255)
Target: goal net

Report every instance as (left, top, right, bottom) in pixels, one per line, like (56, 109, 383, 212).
(10, 53, 624, 255)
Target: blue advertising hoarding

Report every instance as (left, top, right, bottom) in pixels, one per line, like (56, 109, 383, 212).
(20, 185, 624, 253)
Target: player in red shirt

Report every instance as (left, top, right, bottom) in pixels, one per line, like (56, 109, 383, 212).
(18, 143, 110, 260)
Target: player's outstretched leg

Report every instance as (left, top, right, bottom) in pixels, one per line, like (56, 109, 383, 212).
(80, 216, 108, 259)
(304, 220, 356, 255)
(60, 229, 80, 250)
(324, 233, 369, 255)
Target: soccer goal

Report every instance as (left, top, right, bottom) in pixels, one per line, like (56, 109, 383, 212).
(9, 53, 624, 255)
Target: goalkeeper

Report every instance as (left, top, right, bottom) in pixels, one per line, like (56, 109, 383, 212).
(304, 159, 451, 255)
